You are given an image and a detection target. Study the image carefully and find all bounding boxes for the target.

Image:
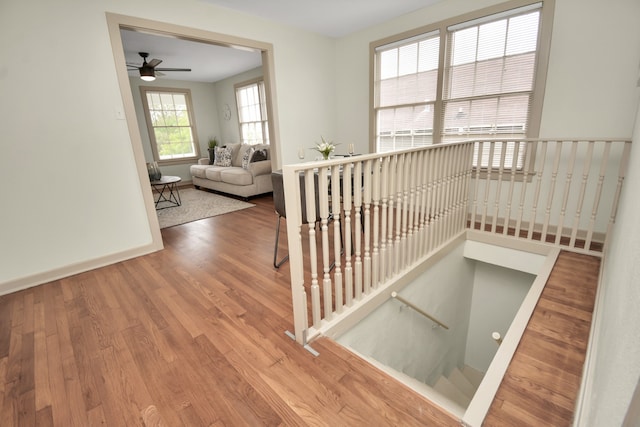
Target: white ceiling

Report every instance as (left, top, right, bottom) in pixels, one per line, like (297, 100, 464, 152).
(121, 0, 442, 83)
(121, 29, 262, 83)
(200, 0, 443, 38)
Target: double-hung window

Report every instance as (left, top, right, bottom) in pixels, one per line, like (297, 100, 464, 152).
(141, 87, 200, 164)
(373, 0, 553, 168)
(235, 79, 269, 145)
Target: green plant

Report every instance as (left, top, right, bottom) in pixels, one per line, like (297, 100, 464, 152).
(208, 137, 218, 149)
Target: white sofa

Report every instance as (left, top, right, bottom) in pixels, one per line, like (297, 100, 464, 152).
(190, 143, 273, 199)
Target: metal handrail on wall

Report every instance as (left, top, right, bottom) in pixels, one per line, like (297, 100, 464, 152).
(391, 291, 449, 329)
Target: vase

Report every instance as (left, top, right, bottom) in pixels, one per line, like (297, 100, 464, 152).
(322, 152, 330, 160)
(147, 161, 162, 181)
(208, 148, 216, 165)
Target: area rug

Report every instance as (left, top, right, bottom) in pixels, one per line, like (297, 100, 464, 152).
(156, 188, 255, 228)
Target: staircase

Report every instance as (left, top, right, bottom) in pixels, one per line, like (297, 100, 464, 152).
(434, 365, 484, 410)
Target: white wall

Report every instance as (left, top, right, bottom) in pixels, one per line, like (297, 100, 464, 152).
(583, 101, 640, 426)
(0, 0, 335, 290)
(464, 263, 534, 372)
(337, 243, 475, 385)
(128, 76, 220, 182)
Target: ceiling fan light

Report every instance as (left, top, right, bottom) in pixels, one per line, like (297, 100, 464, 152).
(139, 66, 156, 81)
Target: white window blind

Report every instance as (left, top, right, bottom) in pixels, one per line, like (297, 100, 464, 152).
(442, 6, 541, 145)
(375, 32, 440, 152)
(372, 0, 548, 169)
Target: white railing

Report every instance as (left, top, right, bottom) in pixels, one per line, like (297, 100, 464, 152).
(282, 138, 630, 346)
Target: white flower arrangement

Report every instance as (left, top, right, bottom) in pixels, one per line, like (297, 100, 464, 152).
(313, 137, 338, 160)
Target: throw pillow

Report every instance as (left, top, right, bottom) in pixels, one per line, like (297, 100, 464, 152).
(214, 146, 233, 167)
(250, 149, 268, 163)
(242, 147, 255, 169)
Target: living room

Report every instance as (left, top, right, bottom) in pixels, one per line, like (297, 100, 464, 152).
(2, 0, 639, 424)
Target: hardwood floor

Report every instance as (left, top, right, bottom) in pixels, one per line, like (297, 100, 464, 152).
(0, 193, 600, 426)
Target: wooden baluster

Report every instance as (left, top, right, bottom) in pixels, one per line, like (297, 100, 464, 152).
(443, 145, 455, 241)
(585, 142, 611, 250)
(462, 142, 475, 232)
(304, 170, 321, 327)
(362, 160, 372, 294)
(394, 155, 404, 274)
(380, 157, 389, 281)
(455, 144, 469, 234)
(371, 158, 381, 288)
(418, 149, 430, 256)
(439, 146, 450, 242)
(491, 141, 507, 233)
(515, 141, 534, 238)
(400, 153, 410, 270)
(342, 162, 353, 307)
(413, 150, 425, 260)
(528, 141, 548, 240)
(435, 146, 446, 247)
(407, 151, 417, 264)
(448, 145, 458, 238)
(353, 161, 363, 300)
(423, 149, 433, 253)
(570, 141, 594, 247)
(542, 140, 563, 243)
(318, 168, 333, 321)
(470, 142, 483, 230)
(331, 164, 343, 313)
(503, 141, 521, 236)
(555, 141, 578, 246)
(480, 141, 496, 232)
(604, 141, 632, 250)
(429, 148, 439, 249)
(387, 156, 396, 275)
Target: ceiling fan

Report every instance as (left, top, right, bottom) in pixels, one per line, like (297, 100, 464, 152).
(126, 52, 191, 81)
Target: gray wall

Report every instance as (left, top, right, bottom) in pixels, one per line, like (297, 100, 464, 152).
(338, 243, 475, 385)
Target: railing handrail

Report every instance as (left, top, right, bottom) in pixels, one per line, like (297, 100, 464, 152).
(391, 291, 450, 329)
(282, 137, 631, 347)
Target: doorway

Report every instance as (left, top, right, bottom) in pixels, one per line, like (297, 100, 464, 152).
(105, 13, 280, 249)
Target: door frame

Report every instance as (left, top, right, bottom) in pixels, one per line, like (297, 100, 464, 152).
(105, 13, 281, 249)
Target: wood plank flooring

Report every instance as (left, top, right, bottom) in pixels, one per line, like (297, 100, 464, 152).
(0, 191, 600, 426)
(484, 251, 600, 426)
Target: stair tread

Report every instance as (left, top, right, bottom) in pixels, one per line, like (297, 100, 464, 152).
(462, 365, 484, 389)
(449, 368, 476, 398)
(434, 376, 471, 408)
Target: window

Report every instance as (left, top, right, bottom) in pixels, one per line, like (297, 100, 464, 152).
(373, 0, 553, 159)
(235, 79, 269, 145)
(140, 87, 200, 164)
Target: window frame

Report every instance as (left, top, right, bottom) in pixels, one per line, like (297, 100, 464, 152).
(369, 0, 554, 162)
(140, 86, 201, 165)
(234, 77, 270, 146)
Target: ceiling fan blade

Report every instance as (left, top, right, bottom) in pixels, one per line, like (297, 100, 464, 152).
(155, 71, 165, 77)
(155, 68, 192, 72)
(147, 58, 162, 68)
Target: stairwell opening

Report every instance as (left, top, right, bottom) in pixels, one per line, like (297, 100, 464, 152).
(334, 236, 556, 424)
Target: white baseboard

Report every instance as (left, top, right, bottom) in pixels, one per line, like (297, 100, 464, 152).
(0, 241, 163, 296)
